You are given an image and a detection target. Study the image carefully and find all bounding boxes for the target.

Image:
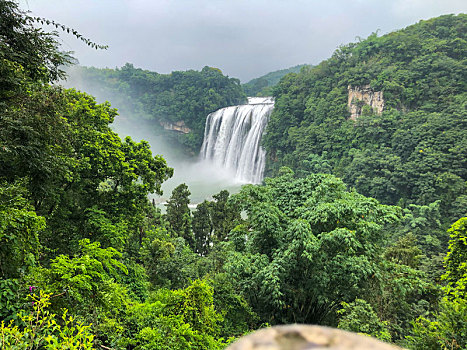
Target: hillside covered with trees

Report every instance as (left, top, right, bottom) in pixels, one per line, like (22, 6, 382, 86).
(67, 64, 246, 154)
(264, 14, 466, 253)
(1, 1, 466, 349)
(68, 64, 312, 157)
(242, 64, 310, 96)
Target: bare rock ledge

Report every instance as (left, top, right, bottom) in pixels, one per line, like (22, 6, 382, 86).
(348, 85, 384, 120)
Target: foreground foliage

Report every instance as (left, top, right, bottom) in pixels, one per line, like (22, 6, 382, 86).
(227, 169, 401, 325)
(1, 292, 94, 349)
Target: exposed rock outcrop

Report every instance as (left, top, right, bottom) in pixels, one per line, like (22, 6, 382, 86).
(348, 85, 384, 120)
(160, 120, 191, 134)
(227, 325, 403, 350)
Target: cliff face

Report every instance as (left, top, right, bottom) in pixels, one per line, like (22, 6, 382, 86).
(160, 120, 191, 134)
(348, 85, 384, 120)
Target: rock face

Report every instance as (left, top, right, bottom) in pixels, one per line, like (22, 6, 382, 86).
(226, 325, 403, 350)
(348, 85, 384, 120)
(160, 120, 191, 134)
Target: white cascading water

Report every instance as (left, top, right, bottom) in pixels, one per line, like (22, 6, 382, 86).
(200, 97, 274, 184)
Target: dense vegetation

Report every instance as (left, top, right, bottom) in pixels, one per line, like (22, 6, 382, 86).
(1, 1, 466, 349)
(264, 14, 466, 252)
(66, 64, 246, 154)
(242, 64, 310, 96)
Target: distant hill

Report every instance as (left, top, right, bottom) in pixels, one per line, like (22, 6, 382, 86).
(242, 64, 311, 96)
(64, 64, 246, 154)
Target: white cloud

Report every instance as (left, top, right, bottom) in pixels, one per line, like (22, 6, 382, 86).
(19, 0, 467, 81)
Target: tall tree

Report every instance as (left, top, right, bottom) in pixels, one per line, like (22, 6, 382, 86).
(443, 217, 467, 298)
(165, 183, 194, 248)
(192, 200, 213, 256)
(210, 190, 241, 242)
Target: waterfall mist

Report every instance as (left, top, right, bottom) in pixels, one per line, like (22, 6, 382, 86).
(62, 69, 273, 204)
(111, 116, 244, 206)
(111, 97, 275, 205)
(111, 97, 274, 205)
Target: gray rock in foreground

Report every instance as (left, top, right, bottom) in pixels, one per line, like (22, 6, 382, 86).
(226, 325, 403, 350)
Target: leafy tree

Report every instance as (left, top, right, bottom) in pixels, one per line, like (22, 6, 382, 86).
(403, 218, 467, 349)
(1, 85, 173, 258)
(0, 85, 73, 212)
(192, 190, 241, 255)
(394, 201, 447, 257)
(1, 291, 94, 349)
(165, 183, 194, 248)
(384, 233, 423, 268)
(21, 89, 173, 257)
(119, 280, 229, 350)
(0, 0, 70, 89)
(0, 181, 45, 321)
(165, 279, 223, 336)
(210, 190, 241, 242)
(0, 181, 44, 280)
(405, 297, 467, 350)
(373, 260, 436, 341)
(338, 299, 391, 342)
(192, 200, 213, 256)
(210, 273, 259, 338)
(443, 217, 467, 298)
(226, 169, 400, 325)
(34, 239, 128, 326)
(141, 228, 199, 290)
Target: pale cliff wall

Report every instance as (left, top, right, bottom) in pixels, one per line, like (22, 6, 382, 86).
(348, 85, 384, 120)
(159, 120, 191, 134)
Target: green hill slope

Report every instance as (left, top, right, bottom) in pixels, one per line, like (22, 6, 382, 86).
(264, 14, 466, 231)
(66, 64, 246, 154)
(242, 64, 310, 96)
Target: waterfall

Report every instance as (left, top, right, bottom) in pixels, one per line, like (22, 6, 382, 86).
(200, 97, 274, 184)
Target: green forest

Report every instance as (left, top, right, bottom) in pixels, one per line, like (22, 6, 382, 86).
(66, 64, 246, 154)
(242, 64, 310, 97)
(1, 0, 466, 349)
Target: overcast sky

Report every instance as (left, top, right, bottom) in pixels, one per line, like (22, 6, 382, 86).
(19, 0, 466, 82)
